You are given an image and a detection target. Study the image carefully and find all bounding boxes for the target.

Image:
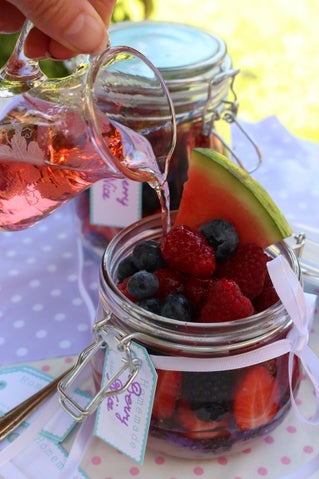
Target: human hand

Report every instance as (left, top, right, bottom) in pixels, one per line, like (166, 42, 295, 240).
(0, 0, 117, 59)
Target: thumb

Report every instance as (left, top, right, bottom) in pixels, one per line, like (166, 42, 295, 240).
(7, 0, 114, 54)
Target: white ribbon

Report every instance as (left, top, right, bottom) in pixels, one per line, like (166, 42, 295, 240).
(267, 256, 319, 425)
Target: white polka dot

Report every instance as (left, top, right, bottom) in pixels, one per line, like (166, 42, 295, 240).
(89, 281, 99, 291)
(51, 289, 62, 296)
(59, 340, 71, 349)
(58, 233, 67, 240)
(47, 264, 57, 272)
(32, 304, 44, 312)
(77, 323, 89, 332)
(13, 320, 25, 328)
(0, 337, 5, 345)
(54, 313, 66, 321)
(16, 347, 28, 357)
(6, 249, 17, 258)
(38, 225, 48, 232)
(11, 294, 22, 304)
(36, 329, 47, 338)
(26, 257, 36, 264)
(42, 245, 53, 252)
(67, 274, 77, 282)
(8, 269, 20, 277)
(63, 252, 73, 259)
(29, 279, 41, 288)
(22, 237, 33, 244)
(72, 298, 83, 306)
(84, 259, 94, 267)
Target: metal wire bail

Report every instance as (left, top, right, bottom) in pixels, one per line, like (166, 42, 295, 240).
(202, 68, 263, 173)
(58, 320, 141, 421)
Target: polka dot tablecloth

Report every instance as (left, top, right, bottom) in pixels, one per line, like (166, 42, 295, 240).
(1, 295, 318, 479)
(0, 115, 318, 366)
(0, 201, 100, 365)
(0, 115, 319, 478)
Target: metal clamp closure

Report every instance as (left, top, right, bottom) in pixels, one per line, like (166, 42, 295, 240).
(202, 68, 262, 173)
(58, 319, 141, 421)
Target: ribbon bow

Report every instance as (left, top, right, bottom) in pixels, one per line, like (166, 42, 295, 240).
(268, 255, 319, 425)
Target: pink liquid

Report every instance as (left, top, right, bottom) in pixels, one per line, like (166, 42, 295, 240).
(0, 93, 168, 231)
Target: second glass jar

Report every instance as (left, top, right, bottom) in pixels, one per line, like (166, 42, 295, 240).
(76, 21, 240, 255)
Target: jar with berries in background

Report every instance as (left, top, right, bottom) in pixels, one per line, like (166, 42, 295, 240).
(76, 21, 260, 256)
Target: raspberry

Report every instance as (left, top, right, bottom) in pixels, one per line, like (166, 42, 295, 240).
(154, 268, 185, 299)
(254, 285, 279, 312)
(218, 243, 268, 299)
(161, 225, 216, 278)
(199, 278, 254, 323)
(184, 276, 213, 312)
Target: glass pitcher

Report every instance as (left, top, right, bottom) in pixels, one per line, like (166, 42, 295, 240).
(0, 22, 176, 231)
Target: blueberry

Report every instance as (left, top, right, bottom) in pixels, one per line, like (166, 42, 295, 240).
(117, 254, 138, 281)
(160, 293, 192, 322)
(132, 240, 166, 272)
(138, 297, 161, 315)
(199, 219, 239, 261)
(127, 270, 159, 300)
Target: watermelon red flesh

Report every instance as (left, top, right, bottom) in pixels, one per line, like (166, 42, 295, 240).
(174, 149, 292, 248)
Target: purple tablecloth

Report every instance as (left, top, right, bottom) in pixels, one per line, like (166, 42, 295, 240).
(1, 116, 318, 365)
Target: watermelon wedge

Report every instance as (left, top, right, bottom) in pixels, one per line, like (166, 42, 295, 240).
(174, 149, 291, 248)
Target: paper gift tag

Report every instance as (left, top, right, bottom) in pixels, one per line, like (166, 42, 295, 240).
(1, 435, 89, 479)
(0, 366, 92, 445)
(94, 336, 157, 464)
(90, 178, 142, 227)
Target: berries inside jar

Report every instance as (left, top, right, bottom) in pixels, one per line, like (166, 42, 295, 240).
(115, 219, 278, 322)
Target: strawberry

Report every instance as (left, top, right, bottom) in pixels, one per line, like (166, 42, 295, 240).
(154, 268, 185, 299)
(152, 370, 182, 421)
(176, 400, 230, 439)
(199, 278, 254, 323)
(233, 365, 281, 431)
(161, 225, 216, 278)
(218, 243, 268, 299)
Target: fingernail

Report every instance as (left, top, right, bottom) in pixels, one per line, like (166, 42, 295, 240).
(64, 13, 108, 54)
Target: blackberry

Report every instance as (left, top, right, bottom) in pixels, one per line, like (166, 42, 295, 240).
(117, 254, 138, 281)
(182, 370, 235, 421)
(160, 293, 192, 322)
(132, 240, 166, 272)
(138, 297, 161, 315)
(199, 219, 239, 262)
(127, 270, 159, 300)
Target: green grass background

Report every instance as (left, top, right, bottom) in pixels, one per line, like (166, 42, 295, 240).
(150, 0, 318, 142)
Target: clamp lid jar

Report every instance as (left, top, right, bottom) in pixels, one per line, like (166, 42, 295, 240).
(79, 21, 261, 254)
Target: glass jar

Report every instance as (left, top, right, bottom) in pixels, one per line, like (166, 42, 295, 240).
(76, 21, 260, 256)
(61, 212, 302, 460)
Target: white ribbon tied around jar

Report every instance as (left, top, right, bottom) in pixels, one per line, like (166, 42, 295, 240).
(150, 255, 319, 429)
